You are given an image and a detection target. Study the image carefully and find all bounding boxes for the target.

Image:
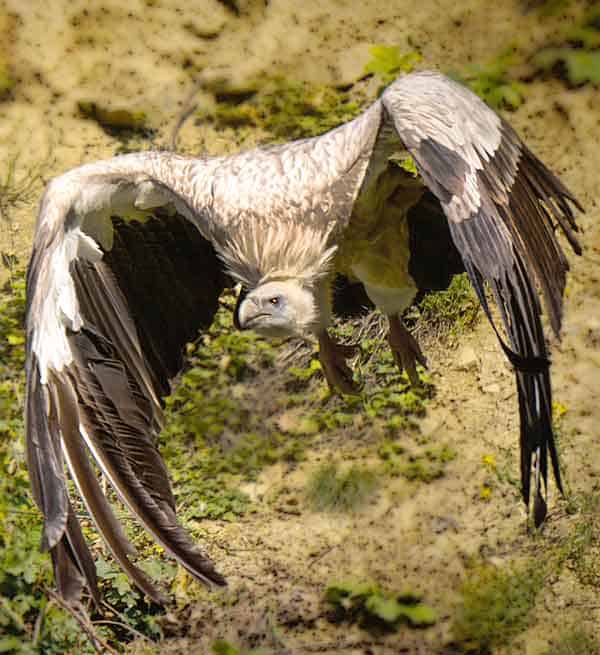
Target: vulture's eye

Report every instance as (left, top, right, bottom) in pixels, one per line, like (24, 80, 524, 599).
(269, 296, 280, 306)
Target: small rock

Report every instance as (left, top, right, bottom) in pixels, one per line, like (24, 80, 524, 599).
(456, 346, 479, 371)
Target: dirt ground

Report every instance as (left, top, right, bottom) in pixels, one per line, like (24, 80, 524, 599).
(1, 1, 599, 654)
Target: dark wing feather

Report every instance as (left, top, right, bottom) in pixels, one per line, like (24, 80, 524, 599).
(26, 355, 100, 604)
(383, 71, 581, 524)
(26, 159, 228, 604)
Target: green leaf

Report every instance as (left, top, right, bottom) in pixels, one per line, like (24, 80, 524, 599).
(325, 580, 377, 605)
(400, 603, 438, 627)
(6, 333, 24, 346)
(364, 593, 404, 623)
(364, 46, 422, 81)
(534, 48, 600, 85)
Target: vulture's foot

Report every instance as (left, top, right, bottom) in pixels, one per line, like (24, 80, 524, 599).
(318, 330, 359, 395)
(388, 314, 427, 386)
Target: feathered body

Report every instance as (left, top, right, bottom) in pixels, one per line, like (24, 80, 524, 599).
(25, 71, 581, 604)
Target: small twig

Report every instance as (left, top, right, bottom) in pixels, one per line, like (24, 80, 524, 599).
(99, 600, 155, 643)
(32, 599, 50, 646)
(47, 590, 119, 655)
(93, 620, 153, 643)
(4, 509, 43, 517)
(307, 543, 337, 571)
(169, 79, 206, 151)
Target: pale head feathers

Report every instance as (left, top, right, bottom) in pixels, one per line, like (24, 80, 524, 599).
(238, 279, 320, 337)
(215, 221, 337, 290)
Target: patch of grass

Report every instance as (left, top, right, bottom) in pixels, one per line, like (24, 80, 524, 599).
(451, 561, 545, 653)
(1, 156, 43, 273)
(410, 273, 480, 339)
(325, 580, 436, 630)
(306, 462, 378, 512)
(544, 628, 600, 655)
(553, 494, 600, 587)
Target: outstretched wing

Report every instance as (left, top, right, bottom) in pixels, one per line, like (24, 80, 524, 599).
(26, 152, 228, 605)
(381, 71, 582, 524)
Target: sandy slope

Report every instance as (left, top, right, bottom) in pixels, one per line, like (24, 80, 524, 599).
(1, 1, 599, 653)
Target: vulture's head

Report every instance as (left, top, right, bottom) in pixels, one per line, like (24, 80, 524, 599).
(236, 279, 318, 337)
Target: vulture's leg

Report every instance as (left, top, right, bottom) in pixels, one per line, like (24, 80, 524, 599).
(317, 330, 359, 395)
(388, 314, 427, 386)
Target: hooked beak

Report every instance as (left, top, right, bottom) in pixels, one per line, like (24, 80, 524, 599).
(233, 288, 247, 330)
(236, 296, 271, 330)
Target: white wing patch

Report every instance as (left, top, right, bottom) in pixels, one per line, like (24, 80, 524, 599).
(33, 226, 103, 383)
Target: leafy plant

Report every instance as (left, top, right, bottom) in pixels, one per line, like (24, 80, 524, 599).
(363, 45, 422, 89)
(325, 581, 436, 630)
(534, 48, 600, 85)
(452, 48, 526, 110)
(533, 8, 600, 86)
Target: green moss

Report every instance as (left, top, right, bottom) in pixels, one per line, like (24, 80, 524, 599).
(451, 562, 545, 652)
(325, 580, 436, 630)
(211, 48, 422, 142)
(211, 77, 362, 139)
(306, 463, 378, 512)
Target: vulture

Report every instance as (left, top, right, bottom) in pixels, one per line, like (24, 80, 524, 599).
(25, 71, 582, 605)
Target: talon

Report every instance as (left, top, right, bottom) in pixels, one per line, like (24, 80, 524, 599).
(318, 330, 360, 395)
(388, 315, 427, 386)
